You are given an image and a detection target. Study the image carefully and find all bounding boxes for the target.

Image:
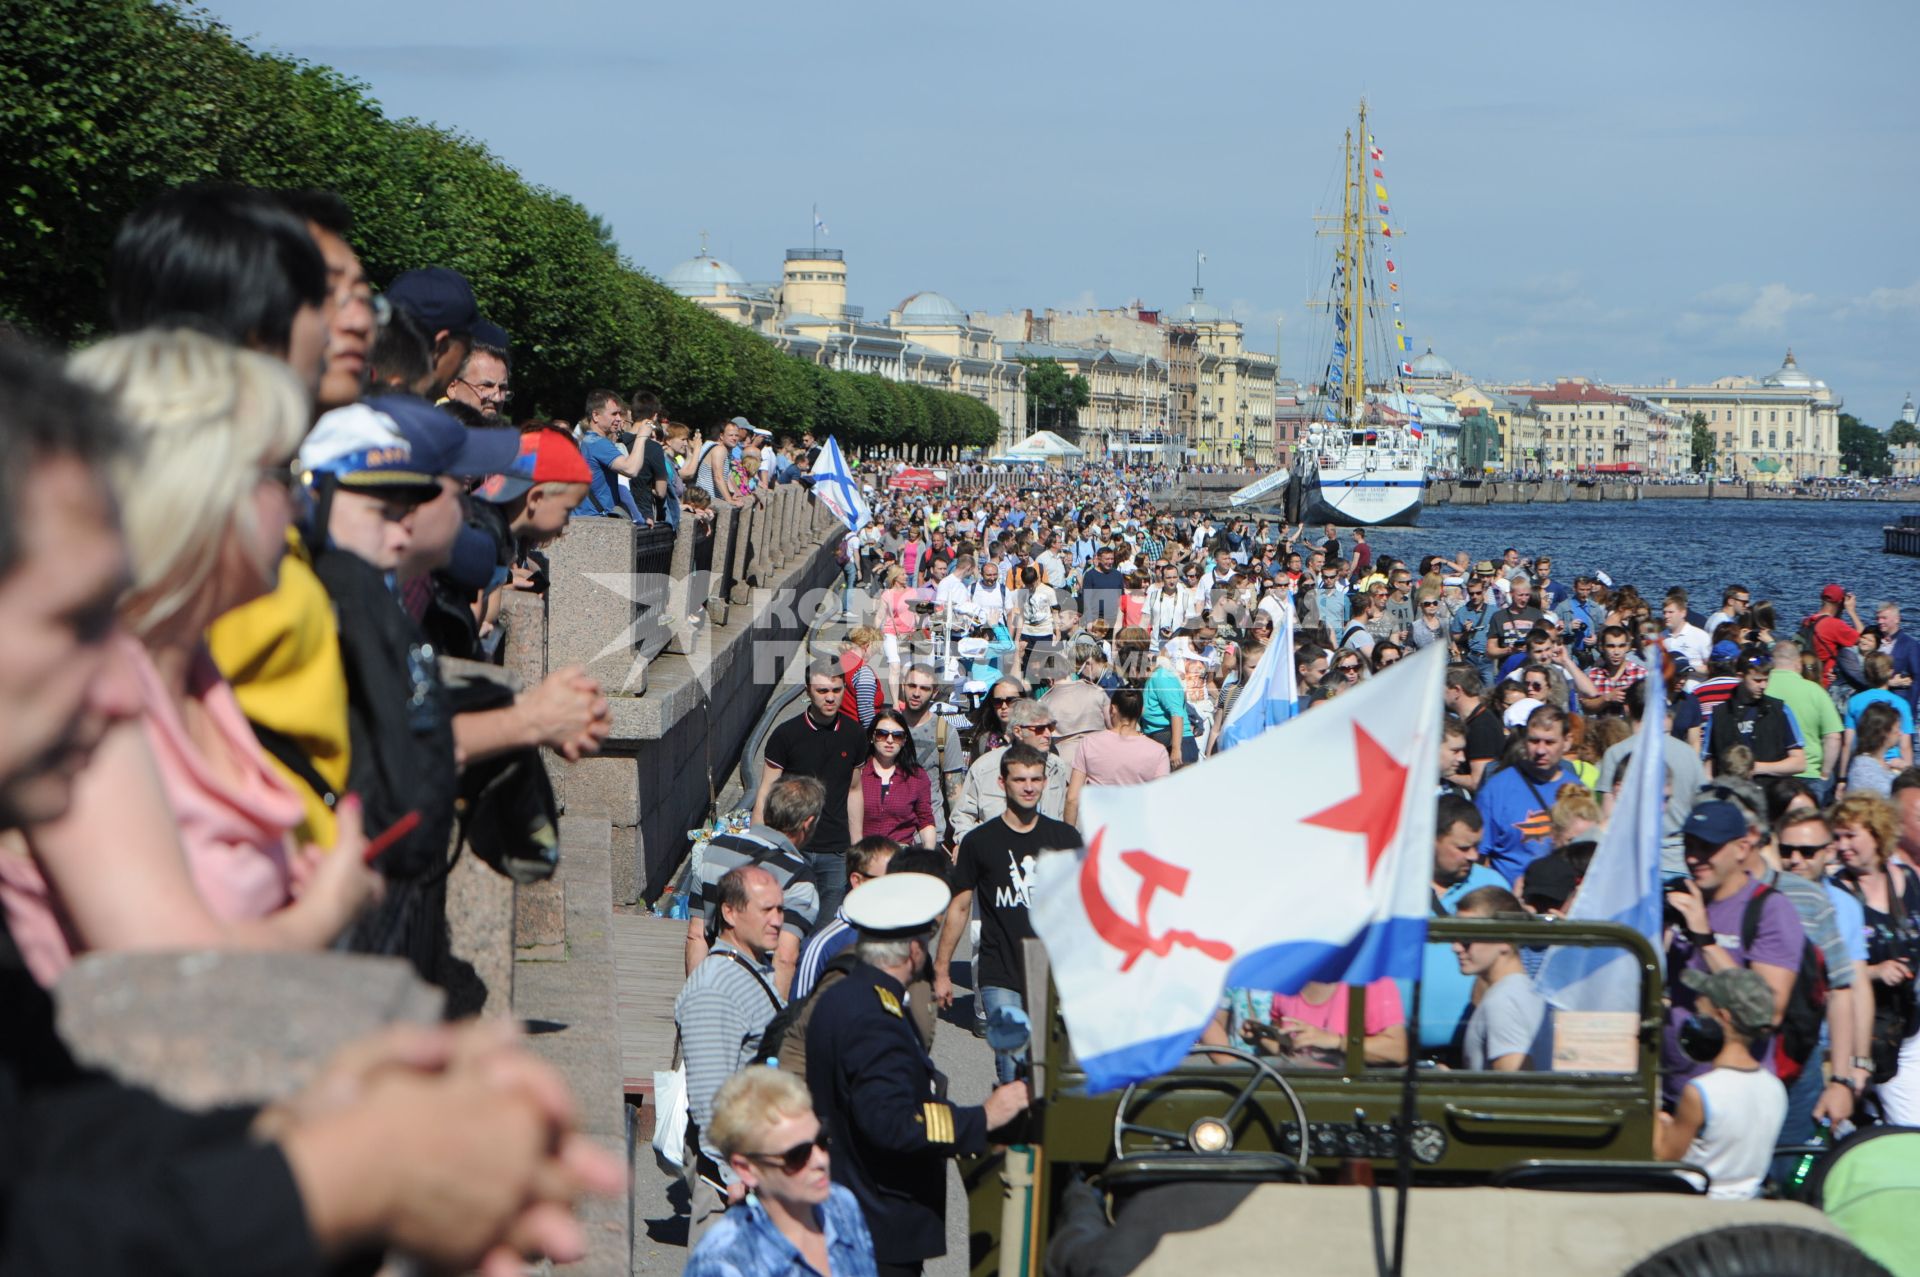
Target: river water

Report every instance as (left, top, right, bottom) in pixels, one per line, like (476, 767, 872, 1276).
(1343, 500, 1920, 620)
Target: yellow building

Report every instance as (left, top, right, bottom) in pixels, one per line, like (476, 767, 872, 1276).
(664, 246, 1026, 447)
(1450, 385, 1546, 474)
(1621, 351, 1842, 482)
(1168, 287, 1276, 468)
(1512, 381, 1652, 475)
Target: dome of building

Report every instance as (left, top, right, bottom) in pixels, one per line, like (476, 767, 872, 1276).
(1408, 346, 1454, 379)
(897, 291, 966, 324)
(1178, 287, 1226, 323)
(664, 253, 746, 297)
(1761, 348, 1816, 390)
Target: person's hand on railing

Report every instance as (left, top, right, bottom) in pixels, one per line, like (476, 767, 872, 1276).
(517, 667, 612, 760)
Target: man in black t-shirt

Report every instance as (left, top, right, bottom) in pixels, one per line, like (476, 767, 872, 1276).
(1445, 664, 1504, 790)
(755, 660, 865, 919)
(934, 743, 1083, 1082)
(1079, 544, 1126, 626)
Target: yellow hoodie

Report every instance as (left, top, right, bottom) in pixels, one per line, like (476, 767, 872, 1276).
(205, 533, 348, 846)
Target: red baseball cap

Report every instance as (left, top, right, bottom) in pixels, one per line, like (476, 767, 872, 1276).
(475, 427, 591, 504)
(1820, 583, 1847, 605)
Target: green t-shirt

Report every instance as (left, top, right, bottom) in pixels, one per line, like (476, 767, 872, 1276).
(1765, 669, 1842, 778)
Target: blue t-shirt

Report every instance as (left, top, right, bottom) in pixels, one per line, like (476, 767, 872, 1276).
(578, 432, 640, 520)
(1409, 863, 1510, 1050)
(1140, 666, 1193, 738)
(1476, 761, 1580, 884)
(1845, 688, 1914, 763)
(1825, 882, 1868, 965)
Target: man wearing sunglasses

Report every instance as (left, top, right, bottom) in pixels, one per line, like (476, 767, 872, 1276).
(947, 700, 1070, 841)
(1775, 811, 1873, 1118)
(810, 873, 1030, 1276)
(1753, 809, 1864, 1169)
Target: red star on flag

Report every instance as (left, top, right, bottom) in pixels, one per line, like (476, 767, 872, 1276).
(1301, 725, 1408, 879)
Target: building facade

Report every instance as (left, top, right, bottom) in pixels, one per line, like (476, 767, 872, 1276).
(1621, 351, 1842, 482)
(1511, 381, 1652, 475)
(1170, 288, 1277, 468)
(663, 247, 1027, 448)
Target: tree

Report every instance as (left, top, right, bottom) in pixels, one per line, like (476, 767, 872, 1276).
(1838, 413, 1891, 478)
(1888, 420, 1920, 448)
(0, 0, 994, 452)
(1019, 358, 1090, 436)
(1688, 411, 1714, 473)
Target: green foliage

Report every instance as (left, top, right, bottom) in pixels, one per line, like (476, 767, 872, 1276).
(1018, 357, 1090, 435)
(1688, 412, 1714, 473)
(0, 0, 993, 447)
(1888, 420, 1920, 447)
(1838, 413, 1891, 478)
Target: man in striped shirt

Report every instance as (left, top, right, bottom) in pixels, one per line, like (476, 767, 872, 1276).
(686, 776, 823, 997)
(675, 865, 787, 1243)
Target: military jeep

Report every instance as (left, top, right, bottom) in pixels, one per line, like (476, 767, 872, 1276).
(964, 917, 1882, 1277)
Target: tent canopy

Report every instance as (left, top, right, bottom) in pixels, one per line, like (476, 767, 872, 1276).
(1000, 429, 1085, 459)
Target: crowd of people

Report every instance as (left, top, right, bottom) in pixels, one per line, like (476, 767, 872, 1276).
(668, 460, 1920, 1273)
(6, 179, 1913, 1274)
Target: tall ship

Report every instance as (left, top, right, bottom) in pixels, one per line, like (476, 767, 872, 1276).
(1231, 101, 1426, 526)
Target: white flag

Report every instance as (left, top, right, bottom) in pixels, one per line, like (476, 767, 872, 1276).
(1031, 642, 1445, 1092)
(808, 436, 869, 531)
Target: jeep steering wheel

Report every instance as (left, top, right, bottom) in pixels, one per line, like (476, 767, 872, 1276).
(1111, 1045, 1310, 1162)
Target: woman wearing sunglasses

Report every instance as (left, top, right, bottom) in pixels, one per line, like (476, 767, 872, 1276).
(859, 710, 936, 850)
(968, 677, 1026, 763)
(1331, 653, 1369, 689)
(687, 1066, 876, 1277)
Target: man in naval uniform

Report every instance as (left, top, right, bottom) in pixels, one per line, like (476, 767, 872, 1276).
(804, 873, 1030, 1276)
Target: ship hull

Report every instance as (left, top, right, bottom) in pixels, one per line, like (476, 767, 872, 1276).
(1291, 460, 1424, 527)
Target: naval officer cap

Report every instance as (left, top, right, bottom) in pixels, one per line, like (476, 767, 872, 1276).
(843, 873, 951, 939)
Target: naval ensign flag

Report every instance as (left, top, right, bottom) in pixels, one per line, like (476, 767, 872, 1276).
(1031, 642, 1444, 1092)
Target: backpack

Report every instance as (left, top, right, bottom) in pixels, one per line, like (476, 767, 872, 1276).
(1742, 880, 1828, 1085)
(752, 949, 861, 1076)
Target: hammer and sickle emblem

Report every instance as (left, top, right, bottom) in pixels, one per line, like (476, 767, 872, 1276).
(1078, 828, 1236, 972)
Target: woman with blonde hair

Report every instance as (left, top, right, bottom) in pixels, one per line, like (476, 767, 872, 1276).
(1832, 792, 1920, 1122)
(685, 1066, 875, 1276)
(0, 330, 380, 985)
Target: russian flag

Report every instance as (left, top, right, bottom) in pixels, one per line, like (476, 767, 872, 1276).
(1031, 645, 1444, 1092)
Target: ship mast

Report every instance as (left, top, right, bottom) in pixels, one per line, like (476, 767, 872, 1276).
(1342, 101, 1368, 428)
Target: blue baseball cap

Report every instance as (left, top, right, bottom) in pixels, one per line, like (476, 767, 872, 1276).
(1682, 800, 1746, 847)
(365, 395, 519, 480)
(384, 267, 480, 337)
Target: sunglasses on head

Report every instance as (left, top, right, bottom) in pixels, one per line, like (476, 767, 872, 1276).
(745, 1131, 831, 1174)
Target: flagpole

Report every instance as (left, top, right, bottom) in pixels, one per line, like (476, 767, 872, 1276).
(1388, 976, 1421, 1277)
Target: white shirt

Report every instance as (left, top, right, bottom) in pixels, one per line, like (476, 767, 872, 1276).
(1665, 622, 1712, 673)
(1686, 1066, 1787, 1199)
(935, 573, 975, 613)
(969, 578, 1010, 624)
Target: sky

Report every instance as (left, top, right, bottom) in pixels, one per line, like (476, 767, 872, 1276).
(202, 0, 1920, 423)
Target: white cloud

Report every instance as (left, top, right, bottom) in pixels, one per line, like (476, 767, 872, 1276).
(1833, 279, 1920, 319)
(1735, 282, 1813, 333)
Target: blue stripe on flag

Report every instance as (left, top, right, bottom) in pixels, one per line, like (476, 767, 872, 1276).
(1074, 916, 1430, 1093)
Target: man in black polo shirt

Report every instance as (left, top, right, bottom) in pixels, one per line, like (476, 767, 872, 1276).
(755, 659, 865, 919)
